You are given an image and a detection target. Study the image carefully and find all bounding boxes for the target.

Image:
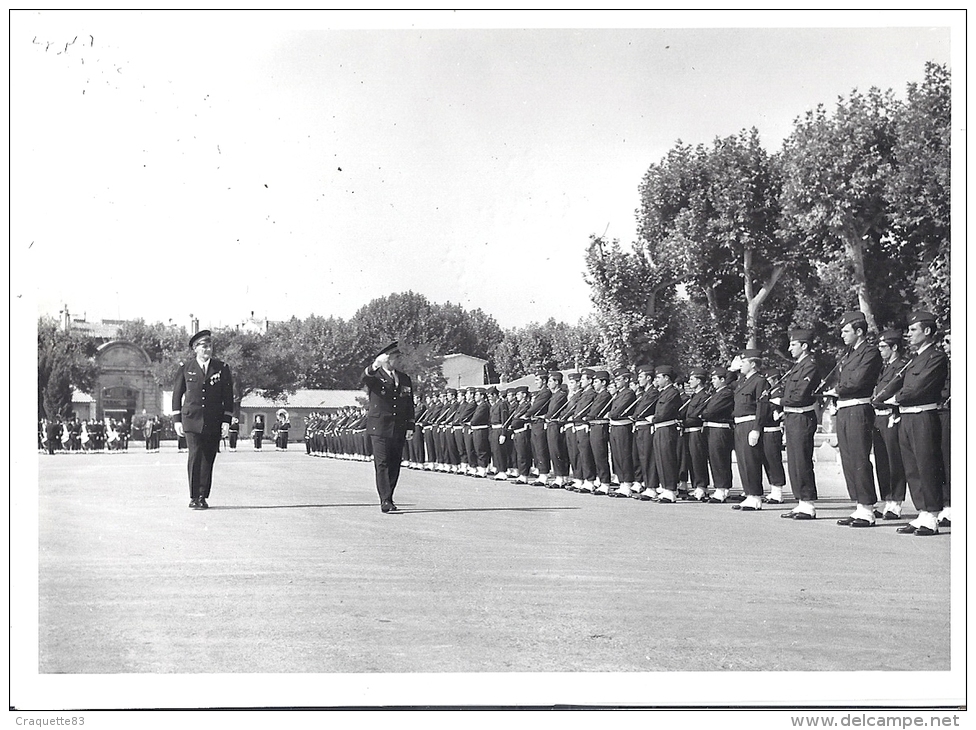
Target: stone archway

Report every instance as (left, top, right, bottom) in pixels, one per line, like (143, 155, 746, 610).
(94, 341, 159, 422)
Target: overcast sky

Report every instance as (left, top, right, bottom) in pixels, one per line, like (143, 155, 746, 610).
(14, 10, 956, 332)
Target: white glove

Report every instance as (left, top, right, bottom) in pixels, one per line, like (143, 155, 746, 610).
(174, 422, 185, 438)
(748, 430, 760, 447)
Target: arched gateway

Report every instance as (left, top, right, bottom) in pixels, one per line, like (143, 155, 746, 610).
(93, 341, 160, 421)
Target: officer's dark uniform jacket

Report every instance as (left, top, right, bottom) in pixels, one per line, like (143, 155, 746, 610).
(836, 342, 883, 400)
(172, 357, 235, 436)
(545, 388, 569, 422)
(609, 387, 638, 423)
(781, 355, 821, 410)
(652, 384, 682, 424)
(683, 388, 710, 427)
(872, 356, 909, 409)
(732, 372, 771, 423)
(362, 366, 415, 438)
(893, 345, 948, 407)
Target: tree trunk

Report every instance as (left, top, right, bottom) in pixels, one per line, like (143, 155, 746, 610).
(844, 234, 878, 333)
(702, 284, 731, 362)
(743, 247, 786, 349)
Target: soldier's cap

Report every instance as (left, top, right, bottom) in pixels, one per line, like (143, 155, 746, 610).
(636, 363, 655, 374)
(789, 328, 814, 344)
(654, 365, 675, 377)
(879, 328, 903, 344)
(839, 311, 866, 328)
(688, 367, 709, 379)
(473, 387, 486, 394)
(375, 340, 401, 358)
(536, 369, 550, 379)
(592, 370, 611, 382)
(566, 371, 581, 381)
(739, 349, 763, 360)
(613, 367, 633, 379)
(447, 388, 458, 395)
(711, 366, 729, 378)
(188, 329, 212, 349)
(581, 368, 596, 378)
(486, 386, 498, 396)
(548, 371, 564, 382)
(908, 310, 938, 328)
(515, 385, 530, 394)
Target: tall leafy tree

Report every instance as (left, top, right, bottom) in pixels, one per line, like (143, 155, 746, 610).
(116, 319, 188, 388)
(887, 62, 951, 323)
(779, 87, 905, 332)
(37, 316, 99, 419)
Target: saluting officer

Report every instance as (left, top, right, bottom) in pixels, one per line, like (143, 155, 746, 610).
(886, 311, 949, 536)
(172, 330, 235, 510)
(778, 329, 822, 521)
(730, 350, 770, 512)
(362, 341, 416, 513)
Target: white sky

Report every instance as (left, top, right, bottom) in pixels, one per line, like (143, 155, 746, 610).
(14, 10, 955, 334)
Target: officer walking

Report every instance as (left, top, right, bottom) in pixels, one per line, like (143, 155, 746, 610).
(172, 330, 235, 510)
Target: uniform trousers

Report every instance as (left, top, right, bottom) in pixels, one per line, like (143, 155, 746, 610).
(899, 411, 944, 514)
(576, 426, 596, 481)
(940, 409, 950, 507)
(514, 429, 533, 476)
(424, 427, 437, 464)
(464, 428, 477, 468)
(685, 428, 709, 489)
(370, 432, 406, 504)
(547, 423, 570, 477)
(653, 423, 680, 490)
(835, 404, 877, 505)
(702, 426, 735, 490)
(530, 422, 551, 474)
(784, 412, 818, 502)
(565, 428, 579, 478)
(490, 428, 509, 472)
(589, 424, 611, 484)
(761, 427, 787, 487)
(871, 414, 906, 502)
(677, 430, 689, 483)
(185, 431, 221, 500)
(733, 422, 764, 496)
(452, 429, 466, 466)
(634, 424, 656, 488)
(472, 428, 491, 468)
(609, 425, 635, 483)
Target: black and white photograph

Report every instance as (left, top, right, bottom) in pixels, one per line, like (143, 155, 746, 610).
(12, 8, 965, 721)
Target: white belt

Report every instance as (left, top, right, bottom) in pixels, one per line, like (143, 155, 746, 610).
(900, 403, 939, 414)
(589, 419, 609, 426)
(873, 408, 893, 417)
(654, 419, 679, 429)
(453, 425, 465, 430)
(513, 426, 529, 434)
(763, 426, 781, 433)
(575, 424, 589, 432)
(734, 415, 757, 424)
(491, 424, 505, 429)
(836, 397, 872, 409)
(704, 421, 731, 429)
(634, 420, 651, 427)
(683, 426, 703, 433)
(470, 425, 489, 430)
(783, 405, 816, 414)
(610, 419, 633, 427)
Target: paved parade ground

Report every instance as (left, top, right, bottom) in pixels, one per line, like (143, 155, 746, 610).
(27, 443, 958, 706)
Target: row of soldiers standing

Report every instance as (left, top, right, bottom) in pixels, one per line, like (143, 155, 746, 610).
(307, 309, 949, 536)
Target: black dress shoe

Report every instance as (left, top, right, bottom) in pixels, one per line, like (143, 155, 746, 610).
(189, 498, 199, 509)
(883, 511, 900, 521)
(780, 510, 796, 518)
(707, 497, 726, 504)
(873, 509, 885, 520)
(938, 517, 951, 528)
(850, 518, 874, 528)
(791, 512, 816, 521)
(836, 516, 854, 526)
(197, 497, 209, 510)
(388, 502, 399, 512)
(762, 496, 784, 504)
(738, 505, 760, 512)
(380, 501, 392, 513)
(914, 526, 938, 536)
(896, 524, 917, 534)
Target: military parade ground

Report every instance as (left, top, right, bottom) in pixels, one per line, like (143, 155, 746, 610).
(33, 440, 953, 704)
